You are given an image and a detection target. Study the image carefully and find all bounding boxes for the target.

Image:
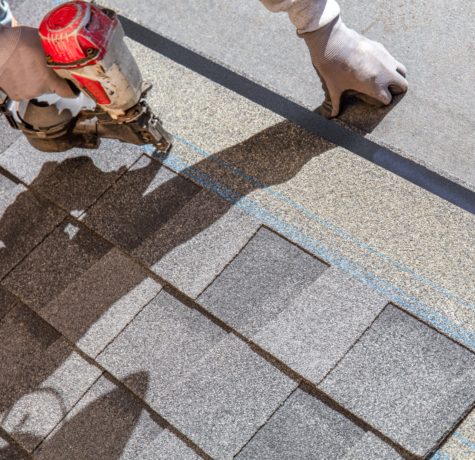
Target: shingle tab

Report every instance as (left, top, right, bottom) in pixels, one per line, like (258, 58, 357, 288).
(154, 335, 298, 459)
(3, 218, 112, 311)
(141, 189, 261, 298)
(253, 266, 388, 383)
(33, 248, 162, 358)
(34, 376, 200, 460)
(197, 226, 328, 336)
(320, 304, 475, 457)
(83, 157, 202, 257)
(97, 289, 228, 403)
(236, 387, 365, 460)
(0, 184, 65, 279)
(0, 304, 101, 452)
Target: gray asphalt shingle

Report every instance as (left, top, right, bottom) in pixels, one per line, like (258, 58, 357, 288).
(3, 218, 113, 311)
(141, 189, 261, 299)
(0, 304, 101, 452)
(197, 226, 328, 336)
(236, 387, 365, 460)
(0, 170, 17, 197)
(97, 289, 228, 404)
(253, 266, 389, 383)
(0, 183, 65, 280)
(0, 137, 141, 192)
(0, 117, 21, 157)
(83, 156, 202, 259)
(341, 432, 403, 460)
(0, 287, 18, 323)
(0, 435, 27, 460)
(34, 375, 200, 460)
(320, 304, 475, 457)
(31, 248, 162, 358)
(154, 334, 298, 459)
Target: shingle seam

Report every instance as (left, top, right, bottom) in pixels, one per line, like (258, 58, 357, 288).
(31, 371, 104, 457)
(317, 301, 391, 383)
(90, 280, 164, 359)
(170, 134, 475, 315)
(0, 214, 68, 285)
(146, 147, 475, 353)
(232, 386, 300, 459)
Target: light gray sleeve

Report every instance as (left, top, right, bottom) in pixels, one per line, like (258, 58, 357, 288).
(259, 0, 340, 33)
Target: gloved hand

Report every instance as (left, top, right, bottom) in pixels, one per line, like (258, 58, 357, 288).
(301, 16, 408, 118)
(0, 25, 76, 101)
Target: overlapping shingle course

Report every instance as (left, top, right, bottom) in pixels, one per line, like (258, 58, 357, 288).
(1, 5, 475, 458)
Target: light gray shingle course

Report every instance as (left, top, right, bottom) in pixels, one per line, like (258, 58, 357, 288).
(236, 387, 365, 460)
(198, 226, 328, 336)
(154, 334, 298, 459)
(320, 304, 475, 457)
(97, 289, 229, 404)
(253, 266, 388, 383)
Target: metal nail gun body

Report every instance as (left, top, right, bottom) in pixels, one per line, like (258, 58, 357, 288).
(1, 1, 172, 152)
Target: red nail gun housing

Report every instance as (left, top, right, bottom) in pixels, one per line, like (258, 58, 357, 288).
(0, 1, 172, 152)
(39, 1, 142, 118)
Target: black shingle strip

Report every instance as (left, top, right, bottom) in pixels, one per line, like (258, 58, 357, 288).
(119, 15, 475, 216)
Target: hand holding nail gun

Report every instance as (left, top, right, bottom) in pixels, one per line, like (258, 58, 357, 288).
(0, 0, 172, 152)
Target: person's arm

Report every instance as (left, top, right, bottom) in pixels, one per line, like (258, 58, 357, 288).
(260, 0, 339, 33)
(0, 25, 76, 101)
(259, 0, 408, 118)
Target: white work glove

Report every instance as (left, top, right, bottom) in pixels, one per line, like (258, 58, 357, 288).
(301, 16, 408, 118)
(0, 25, 76, 101)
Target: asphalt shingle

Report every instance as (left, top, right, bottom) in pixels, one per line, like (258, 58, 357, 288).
(197, 226, 328, 336)
(0, 117, 21, 157)
(0, 435, 27, 460)
(0, 170, 17, 197)
(31, 248, 162, 358)
(236, 387, 365, 460)
(34, 375, 200, 460)
(0, 304, 101, 452)
(0, 286, 18, 323)
(3, 218, 112, 311)
(0, 183, 65, 280)
(341, 432, 403, 460)
(83, 156, 202, 259)
(320, 304, 475, 457)
(154, 334, 298, 459)
(143, 189, 261, 298)
(97, 289, 228, 404)
(253, 266, 389, 383)
(0, 137, 141, 193)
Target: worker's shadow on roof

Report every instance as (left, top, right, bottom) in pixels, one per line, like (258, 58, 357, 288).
(0, 119, 330, 457)
(77, 119, 333, 266)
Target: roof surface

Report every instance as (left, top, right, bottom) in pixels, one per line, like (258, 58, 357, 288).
(1, 0, 475, 459)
